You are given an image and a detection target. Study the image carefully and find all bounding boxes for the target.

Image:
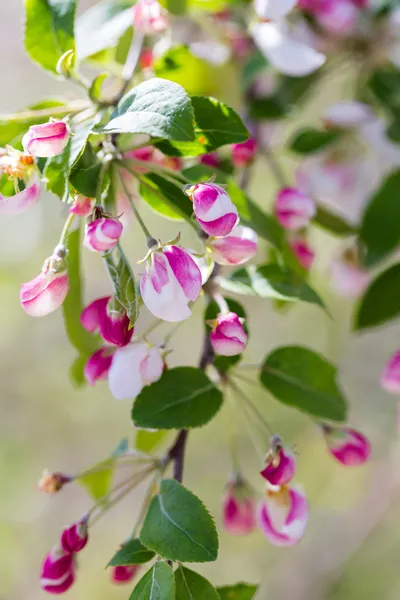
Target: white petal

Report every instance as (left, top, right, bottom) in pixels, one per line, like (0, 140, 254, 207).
(323, 101, 372, 129)
(254, 0, 297, 20)
(108, 344, 149, 400)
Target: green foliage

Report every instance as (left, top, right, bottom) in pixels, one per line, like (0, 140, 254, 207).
(354, 263, 400, 331)
(132, 367, 223, 429)
(175, 566, 219, 600)
(69, 140, 102, 197)
(260, 346, 348, 421)
(78, 460, 114, 500)
(107, 538, 155, 566)
(314, 206, 357, 236)
(290, 128, 342, 154)
(217, 584, 258, 600)
(103, 245, 139, 327)
(25, 0, 76, 73)
(136, 429, 169, 453)
(130, 562, 175, 600)
(140, 479, 218, 562)
(0, 99, 67, 147)
(139, 171, 193, 221)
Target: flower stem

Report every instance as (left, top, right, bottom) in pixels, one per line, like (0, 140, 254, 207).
(59, 213, 76, 246)
(118, 166, 154, 242)
(119, 31, 145, 100)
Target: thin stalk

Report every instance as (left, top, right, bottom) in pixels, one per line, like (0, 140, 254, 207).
(260, 146, 288, 188)
(0, 100, 89, 123)
(59, 213, 76, 246)
(119, 166, 154, 241)
(122, 158, 188, 185)
(228, 378, 272, 437)
(131, 474, 159, 538)
(119, 31, 145, 100)
(225, 384, 241, 473)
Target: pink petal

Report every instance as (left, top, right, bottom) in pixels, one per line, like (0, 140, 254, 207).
(0, 180, 40, 215)
(381, 350, 400, 394)
(84, 347, 114, 386)
(81, 297, 110, 333)
(164, 245, 202, 302)
(21, 272, 69, 317)
(260, 447, 296, 486)
(258, 486, 308, 547)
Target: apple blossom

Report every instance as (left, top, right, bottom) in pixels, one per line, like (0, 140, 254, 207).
(84, 347, 114, 386)
(231, 138, 257, 168)
(81, 296, 133, 347)
(84, 217, 123, 252)
(40, 547, 75, 595)
(61, 520, 88, 554)
(0, 147, 40, 215)
(275, 187, 316, 230)
(132, 0, 168, 34)
(210, 312, 247, 357)
(111, 565, 140, 584)
(22, 121, 69, 157)
(223, 479, 257, 535)
(185, 182, 239, 237)
(258, 485, 308, 547)
(108, 342, 164, 400)
(209, 226, 258, 266)
(260, 436, 296, 487)
(289, 237, 316, 270)
(323, 426, 371, 466)
(69, 195, 93, 216)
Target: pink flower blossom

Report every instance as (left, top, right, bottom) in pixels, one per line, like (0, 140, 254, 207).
(22, 121, 69, 158)
(260, 437, 296, 487)
(199, 153, 221, 169)
(108, 342, 164, 400)
(210, 312, 247, 357)
(381, 350, 400, 394)
(0, 148, 40, 215)
(258, 485, 308, 547)
(185, 183, 239, 237)
(275, 187, 316, 231)
(84, 217, 123, 252)
(329, 250, 369, 298)
(40, 547, 75, 594)
(289, 237, 316, 270)
(132, 0, 169, 34)
(231, 138, 257, 168)
(81, 296, 133, 347)
(111, 565, 140, 584)
(223, 479, 257, 535)
(323, 426, 371, 466)
(315, 0, 359, 36)
(61, 520, 88, 554)
(69, 195, 93, 217)
(140, 246, 202, 322)
(20, 247, 69, 317)
(84, 347, 114, 386)
(209, 226, 258, 266)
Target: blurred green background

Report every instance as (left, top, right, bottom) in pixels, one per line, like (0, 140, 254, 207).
(1, 2, 400, 599)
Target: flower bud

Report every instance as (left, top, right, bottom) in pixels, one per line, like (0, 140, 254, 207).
(20, 250, 69, 317)
(111, 564, 140, 584)
(231, 138, 257, 168)
(22, 121, 70, 158)
(381, 350, 400, 394)
(329, 248, 369, 299)
(132, 0, 169, 34)
(185, 183, 239, 237)
(209, 226, 258, 266)
(323, 426, 371, 467)
(140, 245, 202, 322)
(40, 547, 75, 594)
(61, 520, 88, 554)
(81, 296, 133, 347)
(84, 347, 114, 386)
(210, 312, 247, 357)
(322, 100, 372, 130)
(69, 195, 93, 217)
(84, 217, 123, 252)
(289, 237, 315, 270)
(258, 484, 308, 547)
(37, 470, 71, 494)
(199, 153, 221, 168)
(223, 478, 257, 535)
(275, 187, 316, 231)
(260, 436, 296, 487)
(314, 0, 359, 36)
(108, 342, 164, 400)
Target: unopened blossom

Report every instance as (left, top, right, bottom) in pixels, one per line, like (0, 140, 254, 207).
(140, 245, 202, 322)
(381, 350, 400, 394)
(258, 484, 308, 547)
(37, 470, 71, 494)
(0, 146, 40, 215)
(299, 0, 360, 36)
(132, 0, 169, 34)
(40, 547, 75, 595)
(185, 182, 238, 237)
(199, 153, 221, 169)
(323, 426, 371, 467)
(22, 121, 69, 158)
(108, 342, 164, 400)
(223, 478, 257, 535)
(210, 312, 247, 357)
(329, 248, 369, 299)
(69, 195, 93, 217)
(111, 565, 140, 584)
(84, 347, 114, 386)
(84, 216, 123, 252)
(289, 237, 315, 270)
(275, 187, 316, 231)
(260, 436, 296, 487)
(20, 246, 69, 317)
(81, 296, 133, 347)
(61, 520, 88, 554)
(231, 138, 257, 168)
(209, 226, 258, 266)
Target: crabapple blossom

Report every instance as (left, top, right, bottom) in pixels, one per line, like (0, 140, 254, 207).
(40, 547, 75, 595)
(260, 436, 296, 487)
(185, 182, 239, 237)
(323, 426, 371, 466)
(223, 478, 257, 535)
(209, 226, 258, 266)
(22, 121, 69, 157)
(108, 342, 164, 400)
(381, 350, 400, 394)
(258, 484, 309, 547)
(81, 296, 133, 347)
(210, 312, 247, 357)
(84, 217, 123, 252)
(275, 187, 316, 230)
(0, 147, 40, 215)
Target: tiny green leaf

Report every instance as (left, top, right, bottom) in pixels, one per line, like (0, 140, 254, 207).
(132, 367, 223, 429)
(314, 206, 357, 237)
(140, 479, 218, 563)
(260, 346, 347, 421)
(175, 566, 219, 600)
(354, 263, 400, 330)
(103, 245, 139, 326)
(107, 539, 155, 567)
(290, 128, 341, 154)
(217, 583, 258, 600)
(136, 430, 169, 453)
(69, 140, 102, 198)
(130, 562, 175, 600)
(78, 459, 114, 500)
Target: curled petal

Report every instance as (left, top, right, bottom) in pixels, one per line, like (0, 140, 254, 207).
(324, 427, 371, 467)
(61, 520, 88, 554)
(260, 447, 296, 486)
(108, 343, 164, 400)
(69, 195, 93, 216)
(23, 121, 70, 158)
(258, 485, 308, 547)
(209, 225, 258, 266)
(381, 351, 400, 394)
(81, 297, 110, 333)
(111, 565, 140, 584)
(20, 270, 69, 317)
(0, 177, 40, 215)
(84, 347, 114, 386)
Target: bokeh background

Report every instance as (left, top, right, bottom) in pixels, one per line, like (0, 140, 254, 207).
(1, 2, 399, 599)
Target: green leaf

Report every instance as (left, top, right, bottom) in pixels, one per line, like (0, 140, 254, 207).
(368, 68, 400, 112)
(103, 246, 139, 326)
(219, 264, 326, 310)
(102, 78, 195, 141)
(44, 141, 71, 200)
(139, 172, 193, 221)
(140, 479, 218, 563)
(25, 0, 76, 73)
(217, 584, 258, 600)
(132, 367, 223, 429)
(182, 164, 228, 184)
(360, 170, 400, 266)
(0, 99, 67, 147)
(354, 263, 400, 330)
(76, 0, 132, 59)
(107, 539, 155, 567)
(156, 96, 249, 157)
(136, 429, 169, 453)
(78, 459, 114, 500)
(175, 567, 219, 600)
(290, 128, 341, 155)
(260, 346, 347, 422)
(314, 206, 357, 237)
(130, 562, 175, 600)
(249, 96, 287, 120)
(205, 298, 247, 373)
(69, 140, 102, 198)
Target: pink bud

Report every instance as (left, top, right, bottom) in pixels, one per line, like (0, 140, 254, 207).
(111, 565, 140, 584)
(69, 195, 93, 217)
(84, 347, 114, 386)
(223, 479, 257, 535)
(40, 547, 75, 594)
(329, 250, 369, 298)
(84, 217, 123, 252)
(81, 296, 133, 347)
(289, 237, 316, 270)
(186, 183, 239, 237)
(20, 249, 69, 317)
(61, 520, 88, 554)
(23, 121, 69, 158)
(108, 342, 164, 400)
(132, 0, 169, 34)
(258, 485, 308, 547)
(199, 153, 221, 168)
(260, 436, 296, 486)
(210, 312, 247, 357)
(140, 246, 202, 322)
(209, 225, 258, 266)
(275, 187, 316, 231)
(381, 350, 400, 394)
(323, 426, 371, 467)
(124, 146, 154, 173)
(231, 138, 257, 168)
(315, 0, 359, 36)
